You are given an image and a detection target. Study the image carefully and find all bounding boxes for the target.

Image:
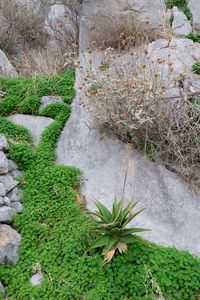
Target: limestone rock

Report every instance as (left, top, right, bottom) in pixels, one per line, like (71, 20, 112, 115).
(79, 0, 167, 52)
(40, 96, 63, 112)
(44, 4, 77, 49)
(56, 43, 200, 257)
(172, 7, 192, 37)
(3, 197, 11, 207)
(0, 206, 16, 223)
(0, 197, 4, 207)
(0, 175, 18, 193)
(0, 152, 8, 175)
(7, 114, 54, 145)
(0, 224, 21, 265)
(29, 272, 44, 286)
(8, 160, 18, 173)
(7, 187, 20, 203)
(0, 136, 8, 151)
(0, 49, 18, 78)
(0, 183, 6, 197)
(9, 202, 23, 213)
(188, 0, 200, 31)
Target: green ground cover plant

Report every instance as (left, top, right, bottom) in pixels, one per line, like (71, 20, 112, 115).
(192, 62, 200, 75)
(0, 71, 199, 300)
(166, 0, 192, 20)
(186, 32, 200, 43)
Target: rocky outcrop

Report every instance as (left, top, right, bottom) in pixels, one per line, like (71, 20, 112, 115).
(0, 50, 18, 78)
(79, 0, 167, 52)
(56, 35, 200, 256)
(7, 115, 54, 145)
(44, 4, 78, 49)
(172, 7, 192, 37)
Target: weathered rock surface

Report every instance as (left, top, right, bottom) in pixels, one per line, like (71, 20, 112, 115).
(0, 136, 8, 151)
(29, 272, 44, 286)
(0, 175, 18, 193)
(8, 160, 18, 173)
(172, 7, 192, 37)
(0, 225, 21, 265)
(0, 152, 8, 175)
(0, 49, 18, 78)
(188, 0, 200, 31)
(44, 4, 78, 49)
(7, 114, 54, 145)
(80, 0, 167, 52)
(56, 39, 200, 256)
(40, 96, 63, 112)
(7, 187, 20, 203)
(0, 183, 6, 197)
(0, 206, 16, 223)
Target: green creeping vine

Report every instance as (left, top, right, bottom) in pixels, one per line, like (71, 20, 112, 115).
(0, 72, 199, 300)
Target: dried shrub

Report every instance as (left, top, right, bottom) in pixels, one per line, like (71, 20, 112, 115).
(85, 49, 200, 190)
(87, 14, 161, 51)
(0, 0, 48, 53)
(13, 48, 66, 77)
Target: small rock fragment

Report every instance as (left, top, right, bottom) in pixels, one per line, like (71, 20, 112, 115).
(3, 197, 10, 206)
(8, 160, 18, 172)
(29, 272, 44, 286)
(0, 206, 16, 223)
(0, 224, 21, 265)
(0, 175, 18, 193)
(0, 183, 6, 197)
(0, 281, 5, 295)
(0, 136, 8, 151)
(9, 202, 23, 213)
(7, 187, 20, 202)
(0, 152, 8, 175)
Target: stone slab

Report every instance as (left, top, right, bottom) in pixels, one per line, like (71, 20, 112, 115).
(7, 114, 54, 145)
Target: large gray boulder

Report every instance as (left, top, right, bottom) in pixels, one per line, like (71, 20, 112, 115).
(80, 0, 167, 52)
(44, 4, 78, 49)
(187, 0, 200, 31)
(0, 224, 21, 265)
(56, 39, 200, 256)
(0, 49, 18, 78)
(172, 6, 192, 37)
(7, 114, 54, 145)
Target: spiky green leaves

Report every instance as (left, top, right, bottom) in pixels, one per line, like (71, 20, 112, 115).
(89, 198, 149, 264)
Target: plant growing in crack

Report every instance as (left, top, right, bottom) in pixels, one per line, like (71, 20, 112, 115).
(89, 198, 150, 265)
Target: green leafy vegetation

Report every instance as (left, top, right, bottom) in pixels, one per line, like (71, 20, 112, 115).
(192, 62, 200, 75)
(166, 0, 192, 20)
(186, 32, 200, 43)
(90, 199, 149, 265)
(0, 72, 199, 300)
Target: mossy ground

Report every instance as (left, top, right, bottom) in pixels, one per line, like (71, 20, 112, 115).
(0, 72, 199, 300)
